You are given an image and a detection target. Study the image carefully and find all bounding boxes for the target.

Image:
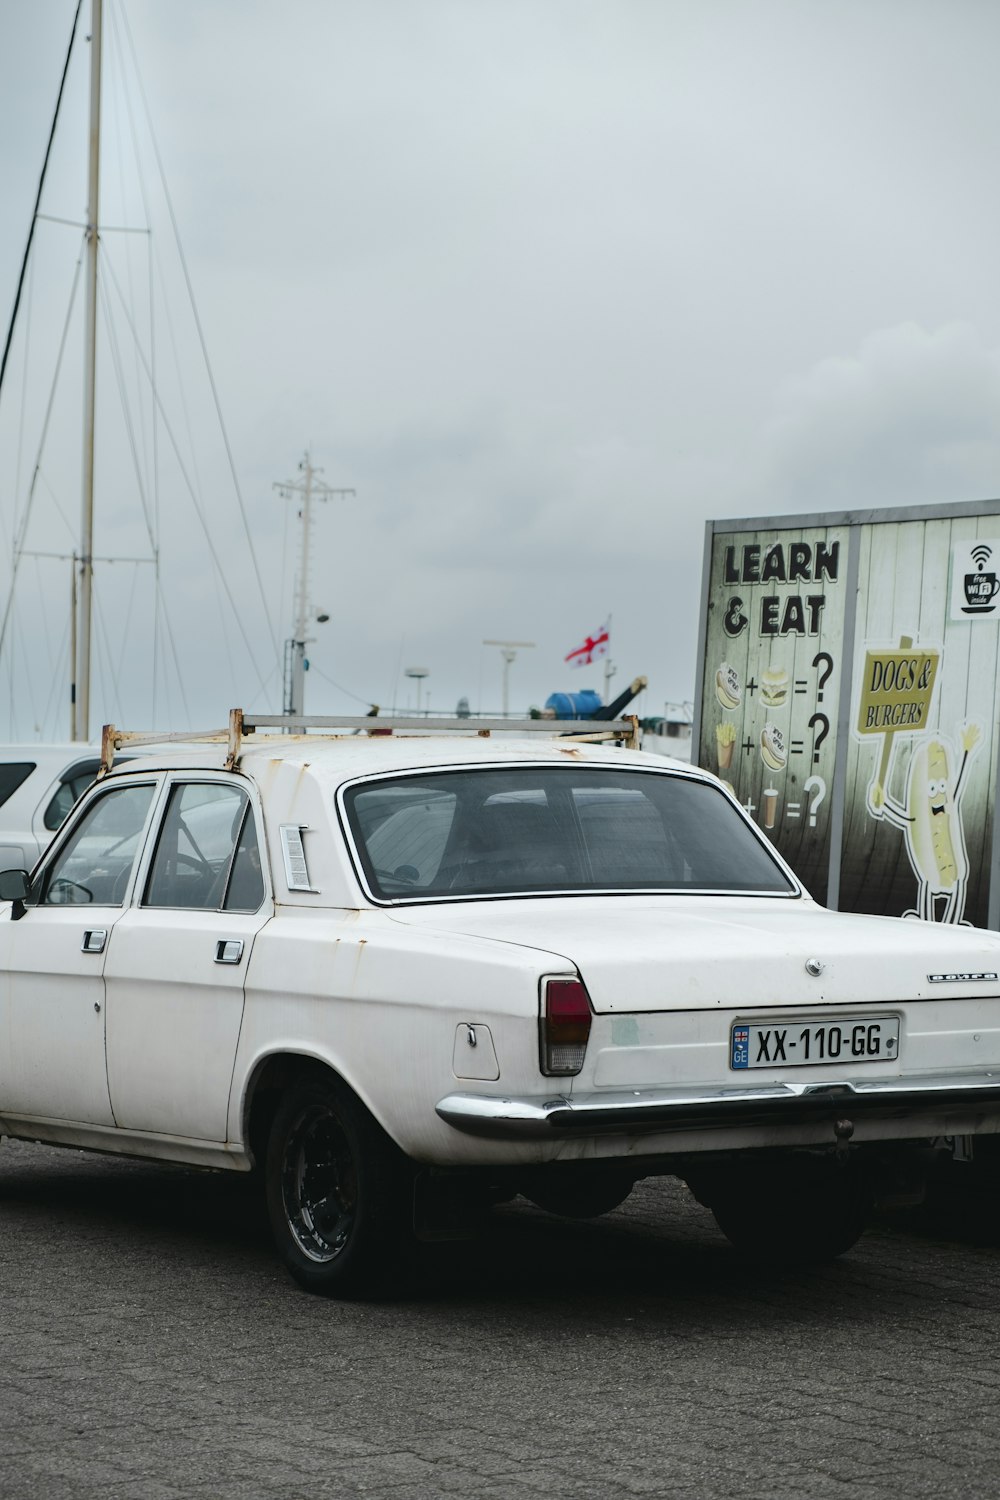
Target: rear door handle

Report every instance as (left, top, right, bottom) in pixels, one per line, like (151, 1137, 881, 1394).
(81, 929, 107, 954)
(215, 939, 244, 965)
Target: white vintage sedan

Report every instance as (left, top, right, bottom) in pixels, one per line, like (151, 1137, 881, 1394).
(2, 711, 1000, 1296)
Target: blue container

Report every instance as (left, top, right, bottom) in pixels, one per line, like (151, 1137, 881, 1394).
(544, 690, 604, 720)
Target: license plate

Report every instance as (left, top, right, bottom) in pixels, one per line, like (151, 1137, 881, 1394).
(730, 1017, 900, 1070)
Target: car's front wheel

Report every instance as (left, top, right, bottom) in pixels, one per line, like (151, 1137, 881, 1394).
(264, 1073, 412, 1297)
(693, 1157, 872, 1266)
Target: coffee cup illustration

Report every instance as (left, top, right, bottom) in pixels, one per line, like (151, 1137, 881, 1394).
(963, 570, 1000, 612)
(763, 787, 779, 829)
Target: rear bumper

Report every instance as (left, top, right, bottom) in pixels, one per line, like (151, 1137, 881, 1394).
(436, 1072, 1000, 1140)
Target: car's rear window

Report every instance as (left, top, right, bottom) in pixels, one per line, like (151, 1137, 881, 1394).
(342, 766, 795, 900)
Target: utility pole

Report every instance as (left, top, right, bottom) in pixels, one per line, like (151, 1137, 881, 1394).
(483, 639, 535, 716)
(274, 451, 355, 719)
(76, 0, 102, 741)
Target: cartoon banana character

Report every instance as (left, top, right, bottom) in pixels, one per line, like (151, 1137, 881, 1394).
(870, 724, 981, 923)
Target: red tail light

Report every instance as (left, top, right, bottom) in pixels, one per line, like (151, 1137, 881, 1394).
(541, 977, 593, 1076)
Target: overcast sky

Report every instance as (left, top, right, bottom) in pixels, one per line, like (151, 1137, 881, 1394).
(2, 0, 1000, 739)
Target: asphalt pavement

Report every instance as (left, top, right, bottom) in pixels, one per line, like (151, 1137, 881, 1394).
(0, 1138, 998, 1499)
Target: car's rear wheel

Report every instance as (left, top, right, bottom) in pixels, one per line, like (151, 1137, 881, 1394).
(264, 1073, 412, 1297)
(697, 1157, 872, 1266)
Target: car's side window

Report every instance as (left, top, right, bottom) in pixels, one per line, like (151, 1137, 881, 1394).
(37, 783, 156, 906)
(144, 782, 262, 911)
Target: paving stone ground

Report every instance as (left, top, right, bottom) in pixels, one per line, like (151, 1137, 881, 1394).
(0, 1139, 998, 1499)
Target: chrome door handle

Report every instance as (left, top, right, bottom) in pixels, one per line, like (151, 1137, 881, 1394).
(215, 939, 244, 965)
(81, 929, 107, 954)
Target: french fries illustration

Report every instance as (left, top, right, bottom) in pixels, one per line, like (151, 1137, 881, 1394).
(869, 723, 981, 923)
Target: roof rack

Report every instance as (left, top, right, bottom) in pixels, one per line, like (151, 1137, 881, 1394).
(99, 708, 642, 775)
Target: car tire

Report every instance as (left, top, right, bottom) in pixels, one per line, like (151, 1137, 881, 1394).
(264, 1073, 413, 1297)
(700, 1158, 872, 1266)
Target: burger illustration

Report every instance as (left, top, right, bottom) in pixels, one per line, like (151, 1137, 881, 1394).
(759, 722, 787, 773)
(760, 666, 789, 709)
(715, 662, 741, 711)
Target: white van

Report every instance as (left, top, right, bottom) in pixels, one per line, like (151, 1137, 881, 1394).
(0, 747, 107, 872)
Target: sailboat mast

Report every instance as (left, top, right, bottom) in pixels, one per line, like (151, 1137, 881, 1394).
(77, 0, 102, 742)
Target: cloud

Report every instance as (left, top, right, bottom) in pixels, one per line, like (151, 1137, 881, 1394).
(753, 322, 1000, 513)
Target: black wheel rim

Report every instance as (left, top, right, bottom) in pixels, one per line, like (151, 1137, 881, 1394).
(281, 1103, 357, 1263)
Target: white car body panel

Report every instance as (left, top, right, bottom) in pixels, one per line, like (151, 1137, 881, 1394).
(0, 900, 117, 1124)
(1, 732, 1000, 1187)
(104, 905, 270, 1139)
(389, 896, 1000, 1011)
(230, 905, 570, 1164)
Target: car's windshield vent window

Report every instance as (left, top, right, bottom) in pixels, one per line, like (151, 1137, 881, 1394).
(344, 767, 794, 900)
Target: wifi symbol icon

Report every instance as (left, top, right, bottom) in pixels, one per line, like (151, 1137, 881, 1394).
(962, 542, 1000, 613)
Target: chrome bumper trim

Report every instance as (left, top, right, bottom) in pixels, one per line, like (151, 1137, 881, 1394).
(435, 1073, 1000, 1139)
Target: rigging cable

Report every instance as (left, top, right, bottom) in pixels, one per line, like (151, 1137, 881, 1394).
(38, 605, 72, 739)
(97, 255, 156, 552)
(308, 662, 379, 710)
(118, 5, 281, 666)
(99, 250, 271, 698)
(156, 583, 192, 725)
(0, 0, 84, 406)
(92, 582, 125, 725)
(12, 247, 35, 565)
(106, 7, 154, 501)
(113, 560, 143, 690)
(105, 5, 164, 719)
(0, 253, 85, 663)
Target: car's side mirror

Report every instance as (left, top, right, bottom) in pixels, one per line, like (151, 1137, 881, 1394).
(0, 868, 31, 920)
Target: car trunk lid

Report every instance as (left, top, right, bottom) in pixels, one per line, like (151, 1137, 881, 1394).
(389, 896, 1000, 1012)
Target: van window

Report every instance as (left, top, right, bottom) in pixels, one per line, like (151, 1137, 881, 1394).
(0, 762, 36, 810)
(43, 760, 104, 831)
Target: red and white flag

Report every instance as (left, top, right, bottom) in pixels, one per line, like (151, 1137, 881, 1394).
(564, 621, 610, 668)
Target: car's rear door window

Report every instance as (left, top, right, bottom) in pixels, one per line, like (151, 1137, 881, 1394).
(144, 782, 263, 911)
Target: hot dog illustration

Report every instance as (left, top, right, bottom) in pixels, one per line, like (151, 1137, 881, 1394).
(869, 724, 981, 923)
(715, 662, 741, 711)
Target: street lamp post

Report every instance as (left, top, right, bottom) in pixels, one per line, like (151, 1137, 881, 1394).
(405, 666, 429, 715)
(483, 639, 535, 716)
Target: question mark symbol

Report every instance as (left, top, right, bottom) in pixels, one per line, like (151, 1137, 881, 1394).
(808, 712, 830, 764)
(812, 651, 834, 702)
(803, 774, 827, 828)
